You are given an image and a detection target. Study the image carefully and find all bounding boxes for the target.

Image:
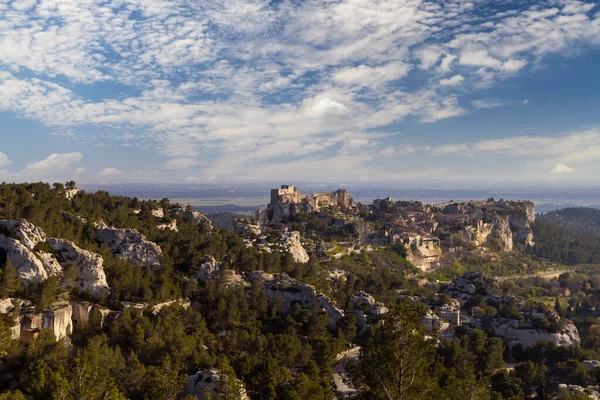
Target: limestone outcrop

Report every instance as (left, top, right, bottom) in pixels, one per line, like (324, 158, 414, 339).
(151, 208, 164, 218)
(47, 238, 109, 298)
(172, 205, 213, 231)
(486, 317, 580, 348)
(183, 370, 249, 400)
(157, 220, 178, 232)
(196, 256, 246, 287)
(0, 235, 48, 283)
(42, 303, 73, 340)
(0, 219, 64, 284)
(0, 219, 46, 250)
(0, 298, 31, 314)
(95, 226, 162, 268)
(250, 271, 344, 329)
(350, 291, 388, 330)
(279, 231, 309, 263)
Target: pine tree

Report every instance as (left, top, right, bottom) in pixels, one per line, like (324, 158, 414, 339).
(0, 257, 20, 298)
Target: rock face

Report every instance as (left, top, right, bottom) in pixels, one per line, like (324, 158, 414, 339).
(151, 208, 164, 218)
(47, 238, 109, 298)
(406, 237, 443, 271)
(65, 188, 79, 200)
(0, 298, 31, 314)
(0, 219, 64, 284)
(42, 303, 73, 340)
(183, 370, 249, 400)
(172, 205, 213, 231)
(487, 318, 580, 348)
(196, 256, 247, 287)
(279, 231, 309, 263)
(0, 235, 48, 283)
(250, 271, 344, 329)
(350, 291, 388, 330)
(0, 219, 46, 250)
(95, 226, 162, 268)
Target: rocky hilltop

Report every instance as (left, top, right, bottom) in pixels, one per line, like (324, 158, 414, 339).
(247, 185, 536, 270)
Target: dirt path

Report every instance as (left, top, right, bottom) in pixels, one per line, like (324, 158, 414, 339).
(495, 269, 573, 282)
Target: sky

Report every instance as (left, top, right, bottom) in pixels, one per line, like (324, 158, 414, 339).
(0, 0, 600, 186)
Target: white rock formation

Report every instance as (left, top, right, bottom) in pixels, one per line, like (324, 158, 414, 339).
(197, 256, 247, 287)
(151, 299, 191, 314)
(0, 298, 31, 314)
(250, 271, 344, 329)
(157, 220, 178, 232)
(71, 298, 111, 328)
(172, 206, 213, 230)
(0, 235, 48, 283)
(350, 291, 388, 330)
(65, 188, 80, 200)
(279, 231, 309, 263)
(487, 317, 580, 348)
(0, 219, 46, 250)
(183, 370, 248, 400)
(42, 303, 73, 340)
(38, 252, 63, 277)
(95, 226, 162, 268)
(47, 238, 109, 298)
(151, 208, 165, 218)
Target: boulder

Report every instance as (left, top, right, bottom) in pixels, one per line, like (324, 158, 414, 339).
(183, 370, 248, 400)
(47, 238, 109, 298)
(151, 208, 164, 218)
(0, 298, 31, 314)
(250, 271, 344, 329)
(157, 220, 178, 232)
(65, 188, 79, 200)
(94, 226, 162, 268)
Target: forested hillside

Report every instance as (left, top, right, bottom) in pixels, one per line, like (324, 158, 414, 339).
(2, 183, 600, 400)
(538, 208, 600, 238)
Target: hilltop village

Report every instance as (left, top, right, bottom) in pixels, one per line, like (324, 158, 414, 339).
(1, 182, 600, 400)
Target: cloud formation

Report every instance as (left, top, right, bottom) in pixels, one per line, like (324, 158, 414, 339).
(0, 0, 598, 182)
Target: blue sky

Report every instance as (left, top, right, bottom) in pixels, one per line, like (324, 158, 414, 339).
(0, 0, 599, 186)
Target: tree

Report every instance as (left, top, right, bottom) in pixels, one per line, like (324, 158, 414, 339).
(351, 301, 436, 400)
(0, 257, 19, 298)
(144, 356, 187, 400)
(555, 297, 564, 316)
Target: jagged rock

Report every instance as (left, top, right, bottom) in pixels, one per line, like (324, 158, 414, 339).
(249, 271, 344, 329)
(65, 188, 79, 200)
(350, 291, 388, 330)
(183, 370, 249, 400)
(0, 298, 31, 314)
(157, 220, 178, 232)
(486, 317, 580, 348)
(407, 236, 442, 271)
(47, 238, 109, 298)
(438, 300, 461, 325)
(279, 231, 309, 263)
(0, 219, 46, 250)
(172, 205, 213, 230)
(151, 208, 164, 218)
(197, 256, 247, 287)
(0, 235, 48, 283)
(94, 226, 162, 268)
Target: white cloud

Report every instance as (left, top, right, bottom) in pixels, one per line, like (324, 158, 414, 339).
(97, 168, 122, 177)
(439, 75, 465, 86)
(333, 63, 411, 88)
(523, 99, 529, 105)
(0, 152, 11, 167)
(551, 163, 575, 174)
(75, 167, 85, 175)
(471, 99, 510, 109)
(26, 153, 83, 172)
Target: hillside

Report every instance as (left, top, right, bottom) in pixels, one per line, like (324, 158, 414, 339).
(538, 207, 600, 238)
